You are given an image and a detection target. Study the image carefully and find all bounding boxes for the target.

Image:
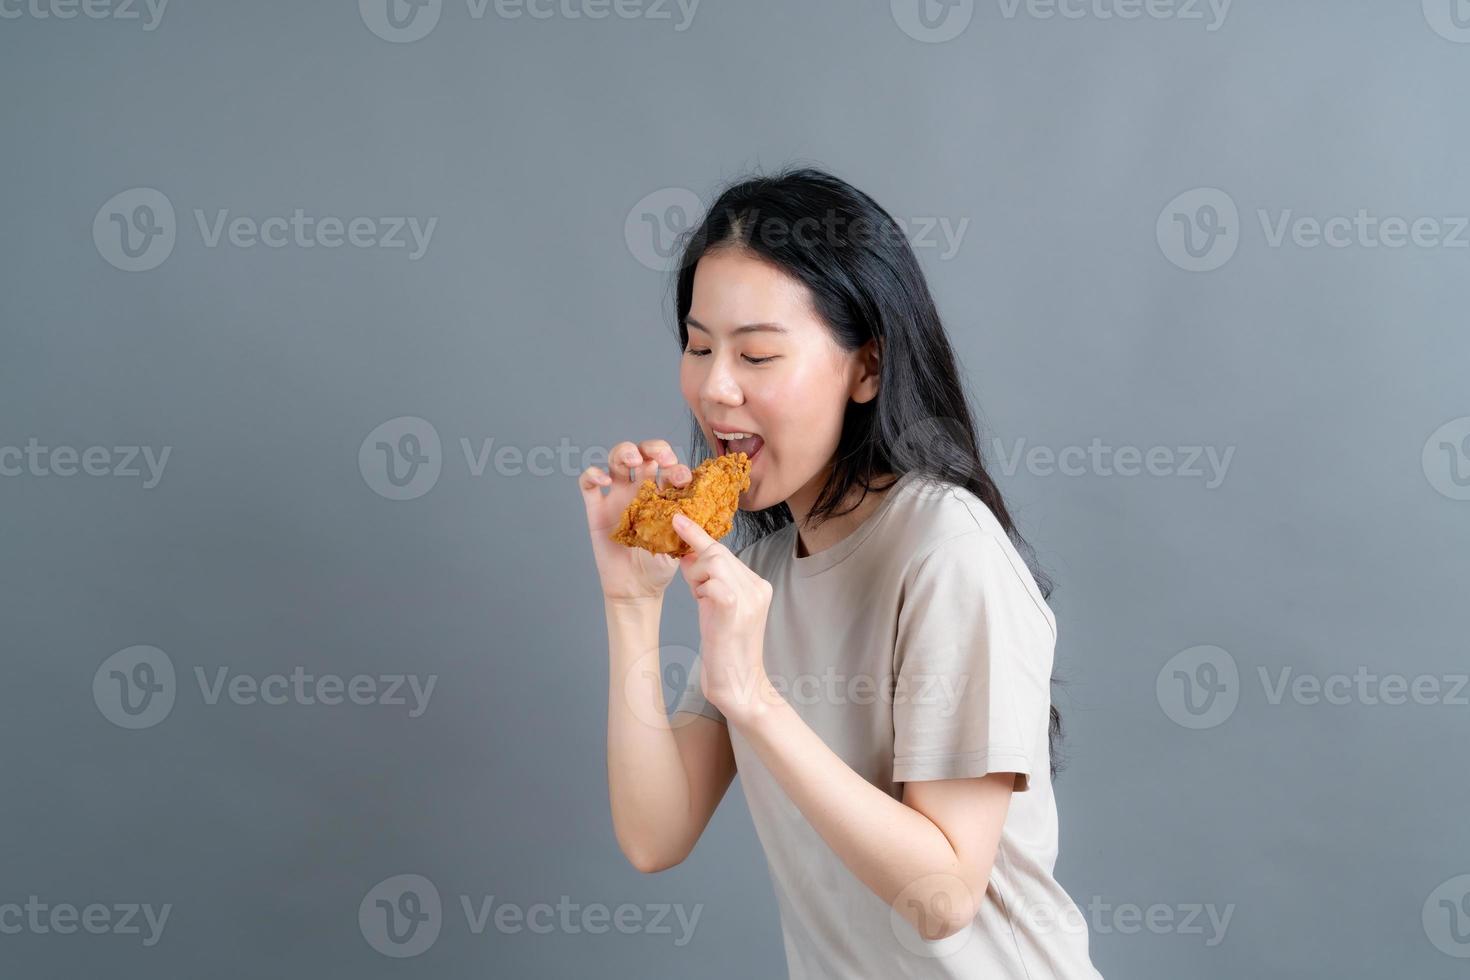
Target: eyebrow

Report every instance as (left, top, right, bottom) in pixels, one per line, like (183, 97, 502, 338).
(684, 317, 789, 336)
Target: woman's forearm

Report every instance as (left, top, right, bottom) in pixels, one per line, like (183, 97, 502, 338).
(604, 596, 694, 872)
(723, 674, 987, 941)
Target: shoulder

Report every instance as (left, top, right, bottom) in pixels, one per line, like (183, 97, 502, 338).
(887, 471, 1012, 559)
(890, 475, 1056, 637)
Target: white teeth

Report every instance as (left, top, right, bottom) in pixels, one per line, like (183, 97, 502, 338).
(713, 429, 756, 440)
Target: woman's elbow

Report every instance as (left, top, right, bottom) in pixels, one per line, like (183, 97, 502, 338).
(623, 844, 688, 874)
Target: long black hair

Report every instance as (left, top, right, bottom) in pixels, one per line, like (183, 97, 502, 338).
(668, 165, 1068, 779)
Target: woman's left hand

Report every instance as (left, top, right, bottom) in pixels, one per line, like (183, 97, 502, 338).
(671, 513, 773, 719)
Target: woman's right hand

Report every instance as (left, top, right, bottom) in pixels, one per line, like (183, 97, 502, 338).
(579, 438, 693, 603)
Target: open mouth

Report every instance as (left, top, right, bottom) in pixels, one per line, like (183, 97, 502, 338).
(713, 429, 765, 463)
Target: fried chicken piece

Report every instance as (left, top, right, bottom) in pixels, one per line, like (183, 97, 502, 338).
(610, 452, 751, 558)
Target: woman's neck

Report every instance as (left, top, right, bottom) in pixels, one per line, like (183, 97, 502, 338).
(788, 470, 898, 558)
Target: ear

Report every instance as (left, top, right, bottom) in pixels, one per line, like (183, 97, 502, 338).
(849, 337, 881, 404)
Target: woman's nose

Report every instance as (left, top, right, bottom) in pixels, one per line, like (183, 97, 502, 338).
(700, 356, 742, 404)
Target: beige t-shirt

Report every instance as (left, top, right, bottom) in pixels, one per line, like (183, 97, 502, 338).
(674, 470, 1103, 979)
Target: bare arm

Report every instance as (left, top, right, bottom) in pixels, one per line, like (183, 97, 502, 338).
(605, 596, 736, 873)
(731, 678, 1012, 940)
(666, 514, 1013, 941)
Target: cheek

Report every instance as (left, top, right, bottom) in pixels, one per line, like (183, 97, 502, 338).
(754, 367, 844, 453)
(678, 360, 700, 405)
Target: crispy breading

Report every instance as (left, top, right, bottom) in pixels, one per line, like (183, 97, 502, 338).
(610, 452, 752, 558)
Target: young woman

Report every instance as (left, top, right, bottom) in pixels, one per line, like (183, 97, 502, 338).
(580, 167, 1104, 978)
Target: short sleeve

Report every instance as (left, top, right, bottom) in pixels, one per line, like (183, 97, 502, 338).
(671, 652, 727, 726)
(892, 530, 1055, 792)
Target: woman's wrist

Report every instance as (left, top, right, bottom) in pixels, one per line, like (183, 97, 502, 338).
(708, 667, 780, 726)
(603, 594, 664, 626)
(603, 592, 663, 609)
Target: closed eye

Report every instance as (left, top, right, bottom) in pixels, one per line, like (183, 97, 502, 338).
(683, 349, 777, 365)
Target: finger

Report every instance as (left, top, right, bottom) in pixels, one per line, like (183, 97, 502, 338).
(637, 439, 679, 469)
(579, 464, 612, 490)
(607, 441, 644, 482)
(695, 577, 734, 606)
(579, 465, 623, 529)
(631, 455, 660, 487)
(579, 466, 612, 520)
(679, 552, 713, 588)
(671, 511, 720, 555)
(657, 464, 692, 491)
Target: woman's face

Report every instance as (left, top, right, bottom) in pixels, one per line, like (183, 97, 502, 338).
(679, 247, 879, 512)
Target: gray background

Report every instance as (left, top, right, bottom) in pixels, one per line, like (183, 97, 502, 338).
(2, 0, 1468, 976)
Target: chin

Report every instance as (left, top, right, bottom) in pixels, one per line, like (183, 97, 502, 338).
(731, 480, 760, 510)
(737, 482, 780, 512)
